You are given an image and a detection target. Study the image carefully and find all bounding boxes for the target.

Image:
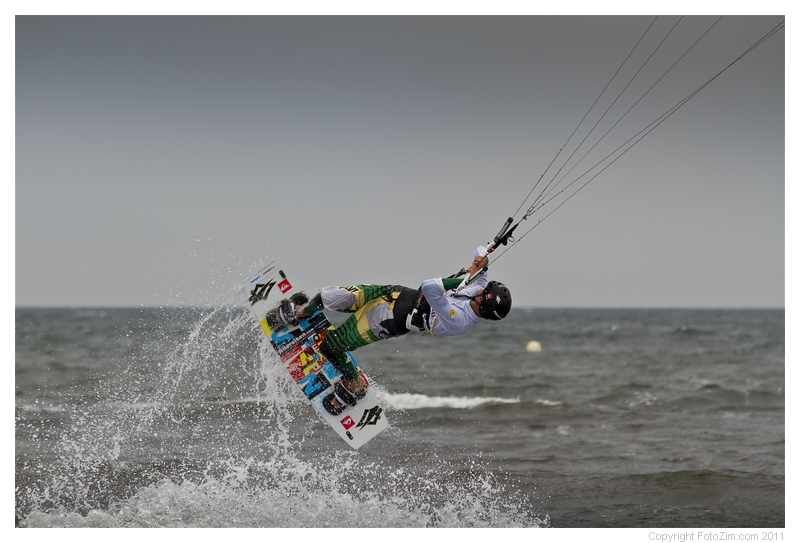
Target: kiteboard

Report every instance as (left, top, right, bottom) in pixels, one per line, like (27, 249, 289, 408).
(245, 261, 388, 449)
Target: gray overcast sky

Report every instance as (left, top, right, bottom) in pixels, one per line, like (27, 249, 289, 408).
(15, 14, 785, 308)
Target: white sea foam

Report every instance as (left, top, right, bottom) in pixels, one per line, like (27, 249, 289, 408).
(16, 403, 65, 413)
(534, 398, 563, 407)
(381, 392, 519, 410)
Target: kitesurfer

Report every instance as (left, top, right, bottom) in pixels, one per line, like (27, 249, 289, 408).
(269, 247, 512, 415)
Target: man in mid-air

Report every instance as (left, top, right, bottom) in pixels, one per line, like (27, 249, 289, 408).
(267, 247, 512, 415)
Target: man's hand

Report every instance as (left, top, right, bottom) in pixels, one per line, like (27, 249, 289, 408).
(466, 254, 488, 276)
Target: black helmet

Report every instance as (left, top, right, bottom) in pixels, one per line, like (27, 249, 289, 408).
(478, 281, 512, 320)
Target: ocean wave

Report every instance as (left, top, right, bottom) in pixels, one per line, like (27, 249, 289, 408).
(381, 392, 519, 410)
(669, 325, 715, 336)
(533, 398, 564, 407)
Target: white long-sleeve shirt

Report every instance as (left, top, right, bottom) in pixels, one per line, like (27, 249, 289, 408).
(419, 246, 489, 337)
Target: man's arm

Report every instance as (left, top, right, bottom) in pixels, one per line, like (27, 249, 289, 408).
(458, 247, 490, 294)
(421, 247, 490, 309)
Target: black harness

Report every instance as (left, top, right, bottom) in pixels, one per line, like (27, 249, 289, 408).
(392, 287, 432, 333)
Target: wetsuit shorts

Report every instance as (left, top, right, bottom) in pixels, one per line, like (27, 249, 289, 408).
(309, 284, 418, 379)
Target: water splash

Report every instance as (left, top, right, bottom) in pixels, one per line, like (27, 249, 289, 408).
(16, 290, 547, 528)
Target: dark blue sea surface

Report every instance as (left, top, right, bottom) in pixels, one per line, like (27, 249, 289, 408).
(15, 305, 784, 527)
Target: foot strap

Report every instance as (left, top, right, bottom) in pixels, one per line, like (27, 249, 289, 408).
(333, 382, 356, 406)
(277, 299, 299, 327)
(322, 394, 346, 416)
(335, 381, 366, 405)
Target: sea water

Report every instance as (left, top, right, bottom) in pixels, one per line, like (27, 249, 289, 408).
(15, 301, 784, 528)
